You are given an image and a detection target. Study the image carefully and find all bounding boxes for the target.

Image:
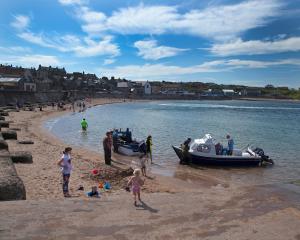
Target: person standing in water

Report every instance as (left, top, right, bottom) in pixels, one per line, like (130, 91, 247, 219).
(146, 135, 153, 163)
(57, 147, 73, 197)
(81, 118, 88, 131)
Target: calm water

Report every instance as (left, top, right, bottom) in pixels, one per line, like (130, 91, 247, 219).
(45, 100, 300, 184)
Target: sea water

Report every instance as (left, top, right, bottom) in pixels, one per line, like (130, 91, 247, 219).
(45, 100, 300, 185)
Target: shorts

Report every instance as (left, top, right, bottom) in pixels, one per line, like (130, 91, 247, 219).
(132, 186, 140, 194)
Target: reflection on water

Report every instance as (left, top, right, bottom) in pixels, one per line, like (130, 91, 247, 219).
(45, 100, 300, 186)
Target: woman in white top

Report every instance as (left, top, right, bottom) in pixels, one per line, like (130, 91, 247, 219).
(57, 147, 72, 197)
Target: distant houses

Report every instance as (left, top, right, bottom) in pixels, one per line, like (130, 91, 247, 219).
(1, 63, 297, 100)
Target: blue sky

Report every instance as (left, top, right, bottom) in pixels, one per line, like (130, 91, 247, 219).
(0, 0, 300, 87)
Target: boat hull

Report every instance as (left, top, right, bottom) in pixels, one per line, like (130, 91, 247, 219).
(172, 146, 262, 166)
(118, 145, 140, 156)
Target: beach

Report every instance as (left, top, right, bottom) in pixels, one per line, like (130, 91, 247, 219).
(1, 98, 300, 239)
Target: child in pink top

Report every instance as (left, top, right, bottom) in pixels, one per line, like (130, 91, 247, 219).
(127, 169, 145, 206)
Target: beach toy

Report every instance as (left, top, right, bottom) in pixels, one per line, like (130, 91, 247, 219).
(104, 181, 111, 190)
(98, 182, 103, 189)
(91, 169, 99, 175)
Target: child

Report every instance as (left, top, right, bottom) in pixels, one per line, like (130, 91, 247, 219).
(86, 186, 100, 198)
(57, 147, 72, 198)
(127, 169, 145, 206)
(139, 154, 147, 177)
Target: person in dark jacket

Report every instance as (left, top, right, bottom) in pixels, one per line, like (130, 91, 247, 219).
(146, 135, 153, 163)
(103, 131, 112, 165)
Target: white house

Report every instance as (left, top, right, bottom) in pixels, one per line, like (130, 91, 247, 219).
(143, 81, 151, 95)
(222, 89, 235, 96)
(117, 82, 129, 88)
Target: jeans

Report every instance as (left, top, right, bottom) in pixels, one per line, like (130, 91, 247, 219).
(63, 174, 70, 193)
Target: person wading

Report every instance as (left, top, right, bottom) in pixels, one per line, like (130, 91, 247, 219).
(103, 131, 112, 165)
(81, 118, 88, 131)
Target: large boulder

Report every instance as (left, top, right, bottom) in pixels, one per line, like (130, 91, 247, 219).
(0, 140, 8, 150)
(0, 112, 9, 116)
(18, 140, 34, 144)
(2, 130, 17, 140)
(0, 152, 26, 201)
(0, 121, 9, 128)
(10, 151, 33, 164)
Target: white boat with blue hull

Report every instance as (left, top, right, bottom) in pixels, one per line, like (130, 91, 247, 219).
(172, 134, 273, 166)
(112, 128, 145, 156)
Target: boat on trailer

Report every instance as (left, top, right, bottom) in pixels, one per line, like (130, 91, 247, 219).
(172, 134, 273, 166)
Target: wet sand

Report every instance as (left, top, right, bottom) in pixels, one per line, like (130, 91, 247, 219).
(1, 98, 300, 239)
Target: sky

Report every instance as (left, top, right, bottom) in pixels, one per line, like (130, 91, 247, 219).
(0, 0, 300, 87)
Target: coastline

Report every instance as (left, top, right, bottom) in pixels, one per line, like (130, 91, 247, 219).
(6, 98, 202, 200)
(2, 98, 300, 239)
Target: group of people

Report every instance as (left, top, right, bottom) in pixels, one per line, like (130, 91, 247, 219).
(215, 135, 234, 156)
(181, 134, 235, 164)
(57, 118, 152, 205)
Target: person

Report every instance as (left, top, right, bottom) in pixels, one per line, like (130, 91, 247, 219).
(72, 101, 75, 112)
(82, 101, 86, 111)
(81, 118, 88, 131)
(125, 128, 132, 142)
(146, 135, 153, 163)
(127, 169, 145, 206)
(181, 138, 191, 164)
(103, 131, 112, 165)
(139, 155, 147, 177)
(215, 142, 223, 155)
(86, 186, 100, 198)
(112, 129, 119, 153)
(226, 135, 234, 155)
(57, 147, 73, 197)
(78, 102, 82, 112)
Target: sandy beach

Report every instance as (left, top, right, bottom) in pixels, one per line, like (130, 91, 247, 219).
(1, 98, 300, 239)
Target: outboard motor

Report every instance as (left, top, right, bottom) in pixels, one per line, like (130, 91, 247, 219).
(253, 147, 274, 165)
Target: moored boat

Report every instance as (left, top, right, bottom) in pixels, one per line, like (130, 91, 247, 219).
(112, 128, 145, 156)
(172, 134, 273, 166)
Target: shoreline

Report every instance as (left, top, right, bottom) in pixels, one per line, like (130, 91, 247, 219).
(7, 98, 204, 200)
(2, 98, 300, 239)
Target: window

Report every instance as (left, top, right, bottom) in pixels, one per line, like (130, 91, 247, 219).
(196, 144, 211, 153)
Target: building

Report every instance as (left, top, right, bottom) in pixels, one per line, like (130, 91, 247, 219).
(117, 82, 130, 88)
(0, 76, 21, 90)
(143, 81, 152, 95)
(222, 89, 235, 96)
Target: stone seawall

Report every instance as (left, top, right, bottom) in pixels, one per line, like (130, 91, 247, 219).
(0, 90, 233, 106)
(0, 91, 63, 106)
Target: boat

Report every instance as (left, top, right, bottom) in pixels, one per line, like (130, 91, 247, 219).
(172, 134, 274, 166)
(112, 128, 145, 156)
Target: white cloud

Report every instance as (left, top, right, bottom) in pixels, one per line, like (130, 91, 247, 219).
(0, 46, 31, 53)
(18, 32, 56, 49)
(17, 30, 120, 57)
(134, 40, 188, 60)
(100, 58, 300, 80)
(79, 6, 106, 23)
(58, 0, 87, 6)
(11, 15, 30, 30)
(0, 54, 60, 68)
(103, 58, 116, 65)
(79, 0, 283, 40)
(73, 36, 120, 57)
(210, 37, 300, 56)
